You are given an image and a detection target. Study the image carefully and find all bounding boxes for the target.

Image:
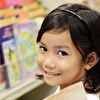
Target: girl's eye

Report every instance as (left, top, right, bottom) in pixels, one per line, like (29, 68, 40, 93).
(39, 45, 47, 52)
(57, 51, 68, 56)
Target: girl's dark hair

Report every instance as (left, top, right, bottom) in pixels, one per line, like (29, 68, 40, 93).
(37, 3, 100, 93)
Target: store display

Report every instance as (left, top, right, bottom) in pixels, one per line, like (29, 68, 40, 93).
(0, 0, 48, 99)
(0, 2, 48, 22)
(0, 25, 21, 88)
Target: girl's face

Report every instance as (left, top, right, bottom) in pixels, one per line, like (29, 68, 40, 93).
(37, 30, 86, 89)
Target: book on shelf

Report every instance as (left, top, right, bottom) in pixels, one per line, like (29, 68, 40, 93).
(13, 19, 38, 81)
(0, 25, 21, 88)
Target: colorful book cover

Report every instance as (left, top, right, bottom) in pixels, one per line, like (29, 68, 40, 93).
(0, 25, 21, 88)
(13, 20, 38, 81)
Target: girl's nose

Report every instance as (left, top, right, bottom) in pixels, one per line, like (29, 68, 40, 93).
(43, 56, 56, 70)
(44, 64, 56, 70)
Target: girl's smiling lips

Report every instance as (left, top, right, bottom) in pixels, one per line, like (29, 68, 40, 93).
(43, 69, 61, 78)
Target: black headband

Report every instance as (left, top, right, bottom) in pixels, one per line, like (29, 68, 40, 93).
(60, 9, 92, 36)
(61, 9, 89, 27)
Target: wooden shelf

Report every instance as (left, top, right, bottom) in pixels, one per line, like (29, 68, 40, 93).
(0, 78, 44, 100)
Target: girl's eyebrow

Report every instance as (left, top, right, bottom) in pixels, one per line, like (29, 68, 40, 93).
(54, 45, 71, 49)
(39, 41, 71, 50)
(39, 41, 46, 46)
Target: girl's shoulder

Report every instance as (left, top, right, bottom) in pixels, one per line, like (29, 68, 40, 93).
(86, 92, 100, 100)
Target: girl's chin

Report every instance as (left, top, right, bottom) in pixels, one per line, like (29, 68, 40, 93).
(44, 79, 58, 86)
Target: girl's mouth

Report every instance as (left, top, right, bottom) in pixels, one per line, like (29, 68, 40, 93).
(43, 70, 61, 78)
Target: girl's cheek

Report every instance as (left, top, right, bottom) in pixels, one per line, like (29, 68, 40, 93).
(37, 53, 44, 69)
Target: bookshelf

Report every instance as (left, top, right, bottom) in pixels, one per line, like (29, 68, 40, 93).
(0, 1, 48, 100)
(0, 77, 44, 100)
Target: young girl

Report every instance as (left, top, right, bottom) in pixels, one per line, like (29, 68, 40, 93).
(37, 3, 100, 99)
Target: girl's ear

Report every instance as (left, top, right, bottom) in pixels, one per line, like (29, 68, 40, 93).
(85, 52, 99, 70)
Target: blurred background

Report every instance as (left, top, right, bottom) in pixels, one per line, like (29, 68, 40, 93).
(0, 0, 100, 100)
